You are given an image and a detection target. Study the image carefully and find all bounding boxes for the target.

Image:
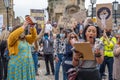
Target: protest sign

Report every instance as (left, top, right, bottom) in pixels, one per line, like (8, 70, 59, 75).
(96, 3, 112, 30)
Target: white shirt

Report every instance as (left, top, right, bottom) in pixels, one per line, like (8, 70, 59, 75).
(45, 23, 52, 33)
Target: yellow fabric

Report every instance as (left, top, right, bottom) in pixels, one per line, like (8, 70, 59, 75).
(100, 36, 117, 57)
(8, 27, 37, 55)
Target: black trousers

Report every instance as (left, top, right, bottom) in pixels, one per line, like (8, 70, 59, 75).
(0, 56, 8, 80)
(44, 54, 54, 74)
(0, 57, 3, 80)
(75, 68, 101, 80)
(100, 57, 113, 80)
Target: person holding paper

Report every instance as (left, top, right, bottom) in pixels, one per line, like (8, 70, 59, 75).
(73, 24, 104, 80)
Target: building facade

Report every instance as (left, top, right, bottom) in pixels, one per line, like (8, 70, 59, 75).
(48, 0, 85, 22)
(30, 9, 45, 27)
(0, 0, 14, 28)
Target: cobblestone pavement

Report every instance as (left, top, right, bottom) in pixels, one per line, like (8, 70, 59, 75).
(36, 59, 108, 80)
(36, 60, 63, 80)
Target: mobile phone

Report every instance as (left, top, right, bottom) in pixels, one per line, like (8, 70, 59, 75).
(25, 16, 37, 25)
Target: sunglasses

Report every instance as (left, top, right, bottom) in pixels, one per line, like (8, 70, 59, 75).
(70, 36, 76, 39)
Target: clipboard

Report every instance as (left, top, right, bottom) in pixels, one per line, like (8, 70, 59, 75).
(73, 42, 94, 60)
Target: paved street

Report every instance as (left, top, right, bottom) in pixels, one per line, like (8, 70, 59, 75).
(36, 60, 63, 80)
(36, 59, 108, 80)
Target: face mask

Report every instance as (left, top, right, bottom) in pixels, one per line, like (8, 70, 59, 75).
(60, 33, 65, 38)
(44, 35, 48, 39)
(19, 32, 25, 39)
(106, 32, 111, 37)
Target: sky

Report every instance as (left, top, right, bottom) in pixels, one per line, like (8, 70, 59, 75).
(85, 0, 120, 9)
(13, 0, 48, 18)
(13, 0, 120, 18)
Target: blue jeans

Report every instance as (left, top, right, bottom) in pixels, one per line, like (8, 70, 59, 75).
(32, 52, 38, 73)
(62, 57, 73, 80)
(55, 54, 66, 80)
(100, 56, 114, 80)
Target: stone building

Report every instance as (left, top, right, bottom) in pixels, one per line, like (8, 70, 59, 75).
(0, 0, 14, 28)
(48, 0, 85, 22)
(13, 17, 21, 26)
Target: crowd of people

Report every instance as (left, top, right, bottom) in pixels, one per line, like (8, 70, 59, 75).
(0, 17, 120, 80)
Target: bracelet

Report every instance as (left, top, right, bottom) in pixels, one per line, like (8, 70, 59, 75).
(95, 53, 102, 57)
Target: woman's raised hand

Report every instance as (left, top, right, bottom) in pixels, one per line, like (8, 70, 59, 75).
(22, 21, 29, 29)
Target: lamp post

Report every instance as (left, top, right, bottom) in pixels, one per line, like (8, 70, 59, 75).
(113, 0, 119, 27)
(88, 5, 92, 17)
(90, 0, 96, 19)
(3, 0, 10, 30)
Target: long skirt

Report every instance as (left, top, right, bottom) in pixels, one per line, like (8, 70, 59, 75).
(7, 42, 36, 80)
(75, 68, 101, 80)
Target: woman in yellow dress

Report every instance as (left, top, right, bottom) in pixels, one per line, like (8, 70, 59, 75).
(7, 21, 37, 80)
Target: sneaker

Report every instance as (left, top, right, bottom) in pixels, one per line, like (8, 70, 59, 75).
(44, 73, 50, 76)
(102, 73, 107, 79)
